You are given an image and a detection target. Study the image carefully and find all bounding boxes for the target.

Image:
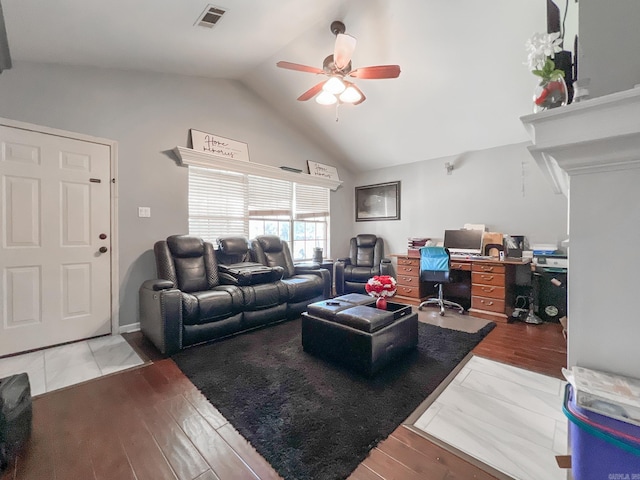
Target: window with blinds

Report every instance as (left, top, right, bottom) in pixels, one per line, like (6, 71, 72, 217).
(188, 167, 330, 260)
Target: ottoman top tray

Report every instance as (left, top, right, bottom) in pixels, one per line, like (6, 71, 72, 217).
(335, 306, 395, 333)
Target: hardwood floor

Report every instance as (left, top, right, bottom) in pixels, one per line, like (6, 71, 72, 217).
(0, 321, 566, 480)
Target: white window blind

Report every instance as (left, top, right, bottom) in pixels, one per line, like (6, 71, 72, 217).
(294, 184, 329, 219)
(188, 167, 248, 242)
(248, 175, 292, 217)
(188, 165, 330, 258)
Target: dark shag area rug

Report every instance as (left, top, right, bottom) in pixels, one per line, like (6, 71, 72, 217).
(172, 318, 495, 480)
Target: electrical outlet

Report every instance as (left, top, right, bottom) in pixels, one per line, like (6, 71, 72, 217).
(138, 207, 151, 218)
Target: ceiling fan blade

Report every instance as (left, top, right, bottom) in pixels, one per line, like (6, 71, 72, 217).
(333, 33, 357, 71)
(297, 81, 326, 101)
(349, 65, 401, 79)
(276, 61, 324, 75)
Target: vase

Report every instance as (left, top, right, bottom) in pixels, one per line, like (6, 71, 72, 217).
(376, 297, 387, 310)
(533, 75, 568, 113)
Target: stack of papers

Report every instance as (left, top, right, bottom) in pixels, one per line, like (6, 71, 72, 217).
(563, 366, 640, 427)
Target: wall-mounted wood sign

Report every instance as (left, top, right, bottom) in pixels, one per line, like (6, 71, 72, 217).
(190, 129, 250, 162)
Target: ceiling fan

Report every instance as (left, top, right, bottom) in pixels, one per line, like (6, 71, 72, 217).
(276, 21, 401, 106)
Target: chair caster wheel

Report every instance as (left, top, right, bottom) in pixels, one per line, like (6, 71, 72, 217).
(439, 310, 445, 316)
(418, 306, 423, 311)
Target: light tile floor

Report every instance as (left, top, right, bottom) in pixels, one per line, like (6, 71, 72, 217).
(0, 335, 145, 396)
(413, 355, 568, 480)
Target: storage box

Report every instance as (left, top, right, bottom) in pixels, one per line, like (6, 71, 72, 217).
(563, 384, 640, 480)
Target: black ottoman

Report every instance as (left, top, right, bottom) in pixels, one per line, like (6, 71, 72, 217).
(302, 300, 418, 377)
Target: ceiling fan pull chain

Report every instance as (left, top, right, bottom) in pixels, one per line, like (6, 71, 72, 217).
(335, 103, 340, 122)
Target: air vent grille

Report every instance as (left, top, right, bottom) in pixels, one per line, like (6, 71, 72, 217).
(196, 5, 226, 28)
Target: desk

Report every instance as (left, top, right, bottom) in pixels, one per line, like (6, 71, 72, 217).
(391, 254, 531, 323)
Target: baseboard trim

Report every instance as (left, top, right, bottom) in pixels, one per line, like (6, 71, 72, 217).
(119, 322, 140, 334)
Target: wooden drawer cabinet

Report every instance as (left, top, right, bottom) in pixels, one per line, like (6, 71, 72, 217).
(397, 257, 415, 266)
(471, 296, 506, 313)
(472, 263, 505, 274)
(398, 274, 420, 287)
(392, 255, 429, 305)
(397, 264, 419, 276)
(469, 260, 515, 323)
(471, 284, 505, 299)
(450, 261, 471, 271)
(471, 271, 504, 287)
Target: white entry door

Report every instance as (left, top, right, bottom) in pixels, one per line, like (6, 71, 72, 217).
(0, 124, 112, 356)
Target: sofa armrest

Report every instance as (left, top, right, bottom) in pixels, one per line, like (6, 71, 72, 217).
(334, 260, 347, 296)
(380, 257, 394, 276)
(141, 279, 175, 291)
(139, 281, 183, 355)
(295, 267, 332, 298)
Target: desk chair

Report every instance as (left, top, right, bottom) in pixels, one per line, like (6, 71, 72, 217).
(418, 247, 465, 316)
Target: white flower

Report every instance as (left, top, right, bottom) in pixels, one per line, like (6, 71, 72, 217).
(525, 32, 563, 71)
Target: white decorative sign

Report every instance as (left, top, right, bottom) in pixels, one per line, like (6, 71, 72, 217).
(190, 129, 250, 162)
(307, 161, 340, 181)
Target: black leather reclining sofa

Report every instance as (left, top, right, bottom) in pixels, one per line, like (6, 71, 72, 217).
(139, 234, 330, 355)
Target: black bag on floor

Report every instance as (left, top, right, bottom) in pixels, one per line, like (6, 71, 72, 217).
(0, 373, 32, 471)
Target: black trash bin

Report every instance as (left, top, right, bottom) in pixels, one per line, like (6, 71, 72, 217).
(532, 266, 567, 322)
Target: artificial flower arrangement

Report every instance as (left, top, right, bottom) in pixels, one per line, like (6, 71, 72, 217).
(525, 32, 568, 111)
(365, 275, 397, 298)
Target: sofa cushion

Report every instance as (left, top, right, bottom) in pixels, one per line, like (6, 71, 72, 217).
(344, 265, 375, 283)
(240, 281, 288, 310)
(182, 288, 242, 325)
(216, 236, 252, 265)
(282, 274, 324, 302)
(181, 292, 199, 324)
(335, 306, 395, 333)
(333, 293, 376, 306)
(307, 299, 355, 321)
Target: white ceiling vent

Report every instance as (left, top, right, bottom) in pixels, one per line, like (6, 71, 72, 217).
(195, 5, 226, 28)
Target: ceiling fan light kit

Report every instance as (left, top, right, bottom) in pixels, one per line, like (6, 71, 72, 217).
(277, 20, 400, 107)
(323, 76, 346, 95)
(316, 91, 338, 106)
(339, 85, 362, 104)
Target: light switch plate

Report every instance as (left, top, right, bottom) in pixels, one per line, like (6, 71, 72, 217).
(138, 207, 151, 218)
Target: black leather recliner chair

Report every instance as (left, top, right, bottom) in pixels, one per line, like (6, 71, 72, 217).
(334, 234, 393, 295)
(251, 235, 331, 317)
(139, 235, 288, 355)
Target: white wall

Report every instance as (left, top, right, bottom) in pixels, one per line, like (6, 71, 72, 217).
(339, 143, 568, 259)
(0, 61, 353, 328)
(569, 167, 640, 378)
(579, 0, 640, 98)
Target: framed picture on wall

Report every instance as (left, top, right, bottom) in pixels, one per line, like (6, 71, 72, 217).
(355, 181, 401, 221)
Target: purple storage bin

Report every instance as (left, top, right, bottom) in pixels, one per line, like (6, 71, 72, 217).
(563, 384, 640, 480)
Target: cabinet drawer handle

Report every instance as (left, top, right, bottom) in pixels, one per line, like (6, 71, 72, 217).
(482, 286, 495, 292)
(405, 267, 413, 272)
(405, 288, 412, 293)
(481, 275, 494, 281)
(481, 300, 494, 306)
(481, 266, 494, 272)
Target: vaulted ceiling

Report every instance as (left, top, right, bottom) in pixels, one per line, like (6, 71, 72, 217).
(3, 0, 546, 172)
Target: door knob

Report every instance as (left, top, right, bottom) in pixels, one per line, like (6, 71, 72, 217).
(99, 246, 108, 253)
(99, 233, 107, 240)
